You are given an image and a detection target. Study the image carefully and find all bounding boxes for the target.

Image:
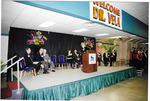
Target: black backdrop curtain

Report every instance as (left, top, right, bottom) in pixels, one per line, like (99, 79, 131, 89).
(7, 27, 96, 81)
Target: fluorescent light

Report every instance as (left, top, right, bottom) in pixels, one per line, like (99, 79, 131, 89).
(142, 43, 148, 44)
(72, 29, 88, 33)
(95, 33, 109, 36)
(130, 35, 136, 37)
(39, 21, 56, 27)
(110, 36, 123, 38)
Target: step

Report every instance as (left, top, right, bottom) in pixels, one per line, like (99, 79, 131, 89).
(1, 88, 12, 99)
(8, 81, 23, 90)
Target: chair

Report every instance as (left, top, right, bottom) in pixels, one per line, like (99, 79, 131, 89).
(50, 55, 59, 69)
(136, 68, 144, 77)
(58, 55, 69, 69)
(20, 59, 36, 80)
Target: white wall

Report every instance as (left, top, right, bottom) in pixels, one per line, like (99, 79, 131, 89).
(1, 35, 9, 62)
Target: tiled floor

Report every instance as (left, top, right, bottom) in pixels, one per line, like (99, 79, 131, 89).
(71, 72, 148, 101)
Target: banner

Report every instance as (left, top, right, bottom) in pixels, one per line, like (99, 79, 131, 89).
(90, 1, 122, 30)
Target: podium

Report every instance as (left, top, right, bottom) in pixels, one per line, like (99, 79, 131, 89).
(82, 50, 97, 73)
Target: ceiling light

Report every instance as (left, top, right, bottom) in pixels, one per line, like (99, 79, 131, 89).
(82, 22, 98, 27)
(72, 29, 88, 33)
(95, 33, 109, 36)
(130, 35, 136, 37)
(142, 43, 148, 44)
(39, 21, 56, 27)
(110, 36, 124, 38)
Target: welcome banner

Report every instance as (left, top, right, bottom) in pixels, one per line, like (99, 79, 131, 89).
(90, 1, 122, 30)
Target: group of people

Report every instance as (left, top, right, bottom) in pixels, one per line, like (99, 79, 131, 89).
(66, 49, 82, 68)
(24, 48, 55, 75)
(24, 46, 147, 73)
(129, 47, 148, 70)
(97, 49, 117, 67)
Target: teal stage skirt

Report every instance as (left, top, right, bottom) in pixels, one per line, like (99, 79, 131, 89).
(17, 68, 136, 100)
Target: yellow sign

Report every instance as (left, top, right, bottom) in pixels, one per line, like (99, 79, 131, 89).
(90, 1, 122, 29)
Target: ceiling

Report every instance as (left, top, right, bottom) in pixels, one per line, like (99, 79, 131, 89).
(110, 2, 149, 25)
(1, 0, 148, 41)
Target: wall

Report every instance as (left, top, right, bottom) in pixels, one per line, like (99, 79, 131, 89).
(115, 39, 131, 61)
(1, 34, 9, 62)
(122, 10, 148, 38)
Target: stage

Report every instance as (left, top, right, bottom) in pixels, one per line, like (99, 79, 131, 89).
(13, 66, 136, 100)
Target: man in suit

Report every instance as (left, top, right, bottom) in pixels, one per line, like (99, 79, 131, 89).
(142, 49, 147, 67)
(81, 42, 87, 53)
(24, 48, 42, 75)
(97, 52, 102, 66)
(42, 49, 55, 73)
(72, 49, 80, 68)
(103, 50, 110, 66)
(34, 48, 44, 61)
(114, 50, 117, 62)
(110, 50, 117, 66)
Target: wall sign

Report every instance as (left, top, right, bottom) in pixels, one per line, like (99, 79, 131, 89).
(89, 53, 96, 64)
(90, 1, 122, 30)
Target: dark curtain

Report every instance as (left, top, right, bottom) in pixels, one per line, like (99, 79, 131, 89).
(47, 32, 87, 56)
(7, 27, 95, 81)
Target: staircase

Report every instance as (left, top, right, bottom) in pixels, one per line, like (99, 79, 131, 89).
(1, 80, 24, 99)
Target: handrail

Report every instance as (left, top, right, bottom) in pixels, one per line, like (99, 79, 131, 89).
(0, 57, 23, 74)
(1, 55, 17, 66)
(0, 57, 24, 94)
(1, 55, 17, 81)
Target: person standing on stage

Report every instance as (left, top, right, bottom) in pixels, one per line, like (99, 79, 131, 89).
(81, 42, 87, 53)
(66, 50, 73, 68)
(113, 50, 117, 62)
(103, 50, 110, 66)
(110, 49, 117, 66)
(129, 49, 134, 66)
(97, 52, 102, 66)
(24, 48, 42, 75)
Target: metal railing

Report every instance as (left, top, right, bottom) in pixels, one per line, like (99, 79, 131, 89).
(1, 55, 17, 81)
(0, 57, 24, 94)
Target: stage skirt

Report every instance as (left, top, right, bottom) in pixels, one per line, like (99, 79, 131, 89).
(17, 68, 136, 100)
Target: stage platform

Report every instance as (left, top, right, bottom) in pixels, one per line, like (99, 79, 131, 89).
(13, 66, 136, 100)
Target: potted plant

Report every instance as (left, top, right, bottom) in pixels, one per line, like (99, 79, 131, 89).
(1, 60, 6, 77)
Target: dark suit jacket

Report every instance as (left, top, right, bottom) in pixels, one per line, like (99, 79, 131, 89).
(103, 53, 110, 61)
(97, 53, 102, 61)
(142, 52, 147, 60)
(72, 53, 79, 62)
(24, 53, 33, 67)
(81, 47, 88, 53)
(34, 53, 44, 61)
(110, 52, 117, 61)
(114, 52, 117, 61)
